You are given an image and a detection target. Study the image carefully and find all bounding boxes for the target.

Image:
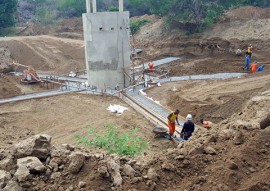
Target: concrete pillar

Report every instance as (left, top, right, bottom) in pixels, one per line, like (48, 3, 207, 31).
(86, 0, 91, 13)
(92, 0, 97, 13)
(119, 0, 124, 12)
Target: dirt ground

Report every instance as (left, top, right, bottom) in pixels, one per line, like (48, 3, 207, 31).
(0, 93, 173, 153)
(0, 6, 270, 191)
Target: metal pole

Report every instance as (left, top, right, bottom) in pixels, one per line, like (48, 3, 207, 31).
(119, 0, 124, 12)
(92, 0, 97, 13)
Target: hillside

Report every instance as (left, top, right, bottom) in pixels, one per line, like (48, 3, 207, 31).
(0, 6, 269, 191)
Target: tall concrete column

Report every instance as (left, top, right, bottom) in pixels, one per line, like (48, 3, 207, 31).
(86, 0, 91, 13)
(119, 0, 124, 12)
(92, 0, 97, 13)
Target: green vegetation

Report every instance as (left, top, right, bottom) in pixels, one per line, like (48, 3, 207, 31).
(0, 0, 17, 35)
(130, 18, 151, 35)
(75, 124, 149, 156)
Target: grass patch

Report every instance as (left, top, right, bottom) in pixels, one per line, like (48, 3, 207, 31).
(75, 124, 149, 156)
(130, 18, 151, 35)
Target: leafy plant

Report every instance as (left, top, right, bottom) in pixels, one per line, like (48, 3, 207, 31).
(130, 18, 150, 35)
(75, 124, 149, 156)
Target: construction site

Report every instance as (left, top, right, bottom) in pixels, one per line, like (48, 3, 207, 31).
(0, 1, 269, 191)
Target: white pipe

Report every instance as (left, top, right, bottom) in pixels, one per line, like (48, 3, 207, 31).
(119, 0, 123, 12)
(92, 0, 97, 13)
(86, 0, 91, 13)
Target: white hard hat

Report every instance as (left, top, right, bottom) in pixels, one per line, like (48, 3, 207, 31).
(186, 114, 192, 121)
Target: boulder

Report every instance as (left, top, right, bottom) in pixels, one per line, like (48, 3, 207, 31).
(15, 156, 45, 182)
(204, 146, 217, 155)
(161, 162, 175, 171)
(0, 170, 11, 188)
(2, 180, 22, 191)
(68, 152, 85, 174)
(233, 131, 244, 145)
(107, 158, 122, 187)
(0, 157, 15, 171)
(228, 160, 239, 170)
(146, 168, 159, 182)
(188, 144, 204, 155)
(14, 134, 51, 160)
(78, 181, 86, 188)
(98, 166, 109, 178)
(122, 164, 136, 178)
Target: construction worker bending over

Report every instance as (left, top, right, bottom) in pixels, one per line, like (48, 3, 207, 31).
(181, 114, 195, 140)
(250, 61, 258, 73)
(200, 118, 212, 130)
(167, 109, 180, 136)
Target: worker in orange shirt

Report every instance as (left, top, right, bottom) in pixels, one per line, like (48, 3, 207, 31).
(167, 109, 180, 136)
(250, 61, 258, 73)
(148, 61, 154, 72)
(200, 118, 212, 130)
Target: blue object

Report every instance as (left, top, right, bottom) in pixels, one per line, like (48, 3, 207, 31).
(244, 56, 250, 70)
(256, 65, 265, 72)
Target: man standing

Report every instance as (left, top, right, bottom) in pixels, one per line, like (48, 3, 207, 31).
(243, 54, 251, 71)
(247, 44, 253, 58)
(167, 109, 180, 136)
(181, 114, 195, 140)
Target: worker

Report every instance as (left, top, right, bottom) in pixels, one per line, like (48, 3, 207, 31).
(148, 61, 154, 72)
(247, 44, 253, 58)
(181, 114, 195, 140)
(167, 109, 180, 137)
(256, 64, 265, 72)
(250, 61, 258, 73)
(236, 49, 242, 56)
(243, 54, 250, 71)
(200, 118, 212, 130)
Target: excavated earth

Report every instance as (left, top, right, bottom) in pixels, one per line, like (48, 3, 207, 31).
(0, 6, 269, 191)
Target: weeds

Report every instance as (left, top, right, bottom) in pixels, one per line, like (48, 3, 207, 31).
(75, 124, 149, 156)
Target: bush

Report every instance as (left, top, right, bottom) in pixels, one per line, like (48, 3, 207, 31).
(75, 124, 149, 156)
(109, 6, 119, 12)
(130, 18, 150, 35)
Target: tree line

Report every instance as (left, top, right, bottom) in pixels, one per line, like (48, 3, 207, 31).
(0, 0, 270, 35)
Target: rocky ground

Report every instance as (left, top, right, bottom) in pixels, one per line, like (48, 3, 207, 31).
(0, 5, 269, 191)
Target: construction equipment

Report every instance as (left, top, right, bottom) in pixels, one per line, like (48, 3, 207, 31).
(12, 60, 42, 84)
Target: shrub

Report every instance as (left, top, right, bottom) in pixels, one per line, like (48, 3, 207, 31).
(75, 124, 149, 156)
(130, 18, 150, 35)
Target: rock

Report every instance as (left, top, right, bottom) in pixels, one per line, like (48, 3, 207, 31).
(233, 131, 244, 145)
(162, 162, 175, 171)
(204, 146, 217, 155)
(207, 135, 217, 143)
(174, 155, 185, 160)
(68, 152, 85, 174)
(51, 145, 71, 157)
(62, 144, 75, 151)
(122, 164, 135, 178)
(0, 170, 11, 188)
(78, 181, 86, 188)
(14, 134, 51, 160)
(248, 167, 256, 173)
(228, 160, 238, 170)
(146, 168, 159, 182)
(50, 172, 61, 180)
(127, 160, 137, 166)
(131, 177, 139, 184)
(15, 156, 45, 182)
(0, 157, 14, 171)
(98, 166, 109, 178)
(188, 144, 204, 155)
(2, 180, 22, 191)
(106, 158, 122, 187)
